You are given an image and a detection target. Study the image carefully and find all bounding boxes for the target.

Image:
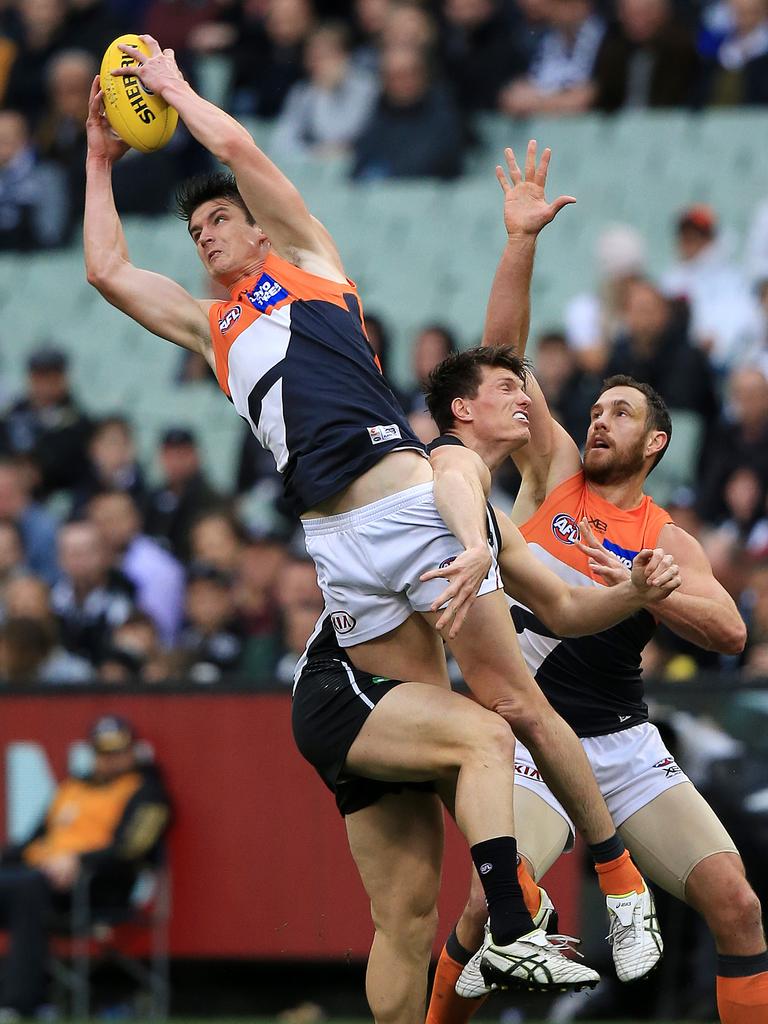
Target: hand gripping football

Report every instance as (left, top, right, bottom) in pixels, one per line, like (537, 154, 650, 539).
(100, 34, 178, 153)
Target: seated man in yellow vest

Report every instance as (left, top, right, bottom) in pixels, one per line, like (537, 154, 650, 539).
(0, 715, 171, 1022)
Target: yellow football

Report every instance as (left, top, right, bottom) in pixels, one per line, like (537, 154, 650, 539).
(99, 34, 178, 154)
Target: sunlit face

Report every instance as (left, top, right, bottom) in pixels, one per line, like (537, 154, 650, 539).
(188, 199, 265, 284)
(584, 386, 663, 484)
(457, 366, 531, 451)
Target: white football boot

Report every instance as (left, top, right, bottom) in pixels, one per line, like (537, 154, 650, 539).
(606, 886, 663, 981)
(455, 886, 558, 998)
(456, 916, 599, 998)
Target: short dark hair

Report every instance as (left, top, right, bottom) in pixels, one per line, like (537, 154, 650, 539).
(175, 171, 254, 226)
(424, 346, 528, 433)
(598, 374, 672, 471)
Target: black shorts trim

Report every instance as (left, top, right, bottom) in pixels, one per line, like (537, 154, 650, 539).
(291, 656, 435, 816)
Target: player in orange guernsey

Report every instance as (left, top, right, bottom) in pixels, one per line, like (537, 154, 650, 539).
(424, 152, 765, 1024)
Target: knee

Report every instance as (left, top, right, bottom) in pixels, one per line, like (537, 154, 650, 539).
(704, 875, 762, 939)
(466, 712, 516, 765)
(371, 883, 439, 961)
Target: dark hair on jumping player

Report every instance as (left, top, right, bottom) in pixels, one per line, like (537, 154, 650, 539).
(424, 346, 528, 433)
(175, 171, 255, 226)
(597, 374, 672, 471)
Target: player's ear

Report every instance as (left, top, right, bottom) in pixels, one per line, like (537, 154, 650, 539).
(645, 430, 667, 459)
(450, 395, 472, 424)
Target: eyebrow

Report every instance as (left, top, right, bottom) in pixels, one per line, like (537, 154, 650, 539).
(590, 398, 637, 414)
(189, 205, 229, 238)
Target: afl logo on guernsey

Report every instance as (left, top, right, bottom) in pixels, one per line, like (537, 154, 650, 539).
(218, 305, 241, 333)
(245, 273, 289, 313)
(331, 611, 356, 635)
(551, 513, 580, 545)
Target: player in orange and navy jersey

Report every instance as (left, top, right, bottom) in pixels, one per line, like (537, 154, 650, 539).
(423, 155, 765, 1024)
(84, 41, 657, 1013)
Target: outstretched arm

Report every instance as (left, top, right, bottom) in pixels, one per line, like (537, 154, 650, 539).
(84, 78, 214, 358)
(480, 143, 581, 520)
(495, 508, 681, 635)
(112, 37, 344, 278)
(652, 524, 747, 654)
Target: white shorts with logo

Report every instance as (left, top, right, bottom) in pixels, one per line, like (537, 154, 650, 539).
(302, 482, 502, 647)
(514, 721, 690, 845)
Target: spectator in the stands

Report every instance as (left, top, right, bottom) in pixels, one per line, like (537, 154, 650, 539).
(498, 0, 605, 116)
(0, 110, 68, 250)
(701, 0, 768, 105)
(0, 347, 92, 497)
(59, 0, 122, 59)
(0, 520, 26, 603)
(1, 574, 92, 683)
(51, 521, 135, 665)
(0, 460, 59, 584)
(229, 0, 315, 118)
(604, 277, 719, 419)
(35, 49, 94, 233)
(99, 611, 170, 682)
(271, 22, 377, 158)
(1, 0, 68, 121)
(189, 511, 246, 576)
(662, 205, 762, 371)
(71, 415, 146, 517)
(351, 0, 391, 72)
(177, 562, 245, 682)
(401, 323, 458, 416)
(234, 535, 287, 680)
(442, 0, 528, 112)
(697, 365, 768, 523)
(274, 554, 324, 684)
(564, 223, 648, 373)
(533, 330, 597, 441)
(593, 0, 700, 110)
(0, 715, 170, 1016)
(381, 0, 439, 53)
(87, 491, 185, 647)
(144, 428, 220, 562)
(352, 45, 465, 180)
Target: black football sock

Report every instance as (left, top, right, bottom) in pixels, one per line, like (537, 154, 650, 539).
(470, 836, 535, 946)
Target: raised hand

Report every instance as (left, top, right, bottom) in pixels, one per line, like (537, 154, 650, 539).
(631, 549, 681, 603)
(496, 140, 576, 239)
(85, 75, 129, 164)
(112, 34, 185, 100)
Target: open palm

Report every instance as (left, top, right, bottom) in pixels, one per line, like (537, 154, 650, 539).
(497, 141, 576, 238)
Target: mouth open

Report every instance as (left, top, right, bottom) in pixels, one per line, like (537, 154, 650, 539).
(592, 439, 610, 450)
(513, 412, 529, 423)
(207, 250, 222, 263)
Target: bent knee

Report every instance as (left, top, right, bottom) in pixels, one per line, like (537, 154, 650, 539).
(371, 897, 439, 958)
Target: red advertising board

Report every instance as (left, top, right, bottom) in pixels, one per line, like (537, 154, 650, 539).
(0, 691, 580, 958)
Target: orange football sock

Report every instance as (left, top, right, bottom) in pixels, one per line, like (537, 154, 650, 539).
(717, 972, 768, 1023)
(517, 860, 542, 920)
(594, 848, 645, 897)
(426, 944, 487, 1024)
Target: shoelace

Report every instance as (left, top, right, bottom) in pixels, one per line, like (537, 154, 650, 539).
(544, 933, 584, 959)
(606, 904, 641, 948)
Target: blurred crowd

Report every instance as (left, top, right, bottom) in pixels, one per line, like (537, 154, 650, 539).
(3, 0, 768, 242)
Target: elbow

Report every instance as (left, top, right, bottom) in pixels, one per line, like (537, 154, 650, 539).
(718, 620, 747, 656)
(217, 130, 258, 168)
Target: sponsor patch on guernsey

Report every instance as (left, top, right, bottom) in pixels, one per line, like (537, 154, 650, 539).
(367, 424, 402, 445)
(602, 539, 639, 568)
(245, 273, 289, 313)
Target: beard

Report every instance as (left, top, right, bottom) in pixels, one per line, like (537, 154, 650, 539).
(583, 438, 647, 485)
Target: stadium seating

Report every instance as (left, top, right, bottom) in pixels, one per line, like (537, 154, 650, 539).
(2, 112, 764, 495)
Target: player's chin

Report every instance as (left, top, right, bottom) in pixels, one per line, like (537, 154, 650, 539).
(510, 422, 531, 448)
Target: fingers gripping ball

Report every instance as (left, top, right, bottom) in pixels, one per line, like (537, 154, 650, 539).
(100, 35, 178, 153)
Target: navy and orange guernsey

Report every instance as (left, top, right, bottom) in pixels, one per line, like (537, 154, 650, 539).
(208, 251, 425, 515)
(512, 470, 673, 738)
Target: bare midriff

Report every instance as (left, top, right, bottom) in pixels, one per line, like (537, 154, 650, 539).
(301, 449, 433, 518)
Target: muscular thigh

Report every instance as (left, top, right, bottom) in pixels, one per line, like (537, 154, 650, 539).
(618, 782, 738, 901)
(346, 789, 444, 921)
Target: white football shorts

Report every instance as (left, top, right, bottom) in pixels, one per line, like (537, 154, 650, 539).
(302, 482, 502, 646)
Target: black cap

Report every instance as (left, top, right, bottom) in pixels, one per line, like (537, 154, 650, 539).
(88, 714, 136, 753)
(161, 427, 196, 447)
(187, 560, 232, 587)
(27, 347, 67, 373)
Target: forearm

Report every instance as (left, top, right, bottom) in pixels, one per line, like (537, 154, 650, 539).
(654, 591, 747, 654)
(531, 579, 644, 637)
(433, 466, 489, 550)
(84, 157, 129, 284)
(482, 234, 536, 355)
(162, 78, 253, 164)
